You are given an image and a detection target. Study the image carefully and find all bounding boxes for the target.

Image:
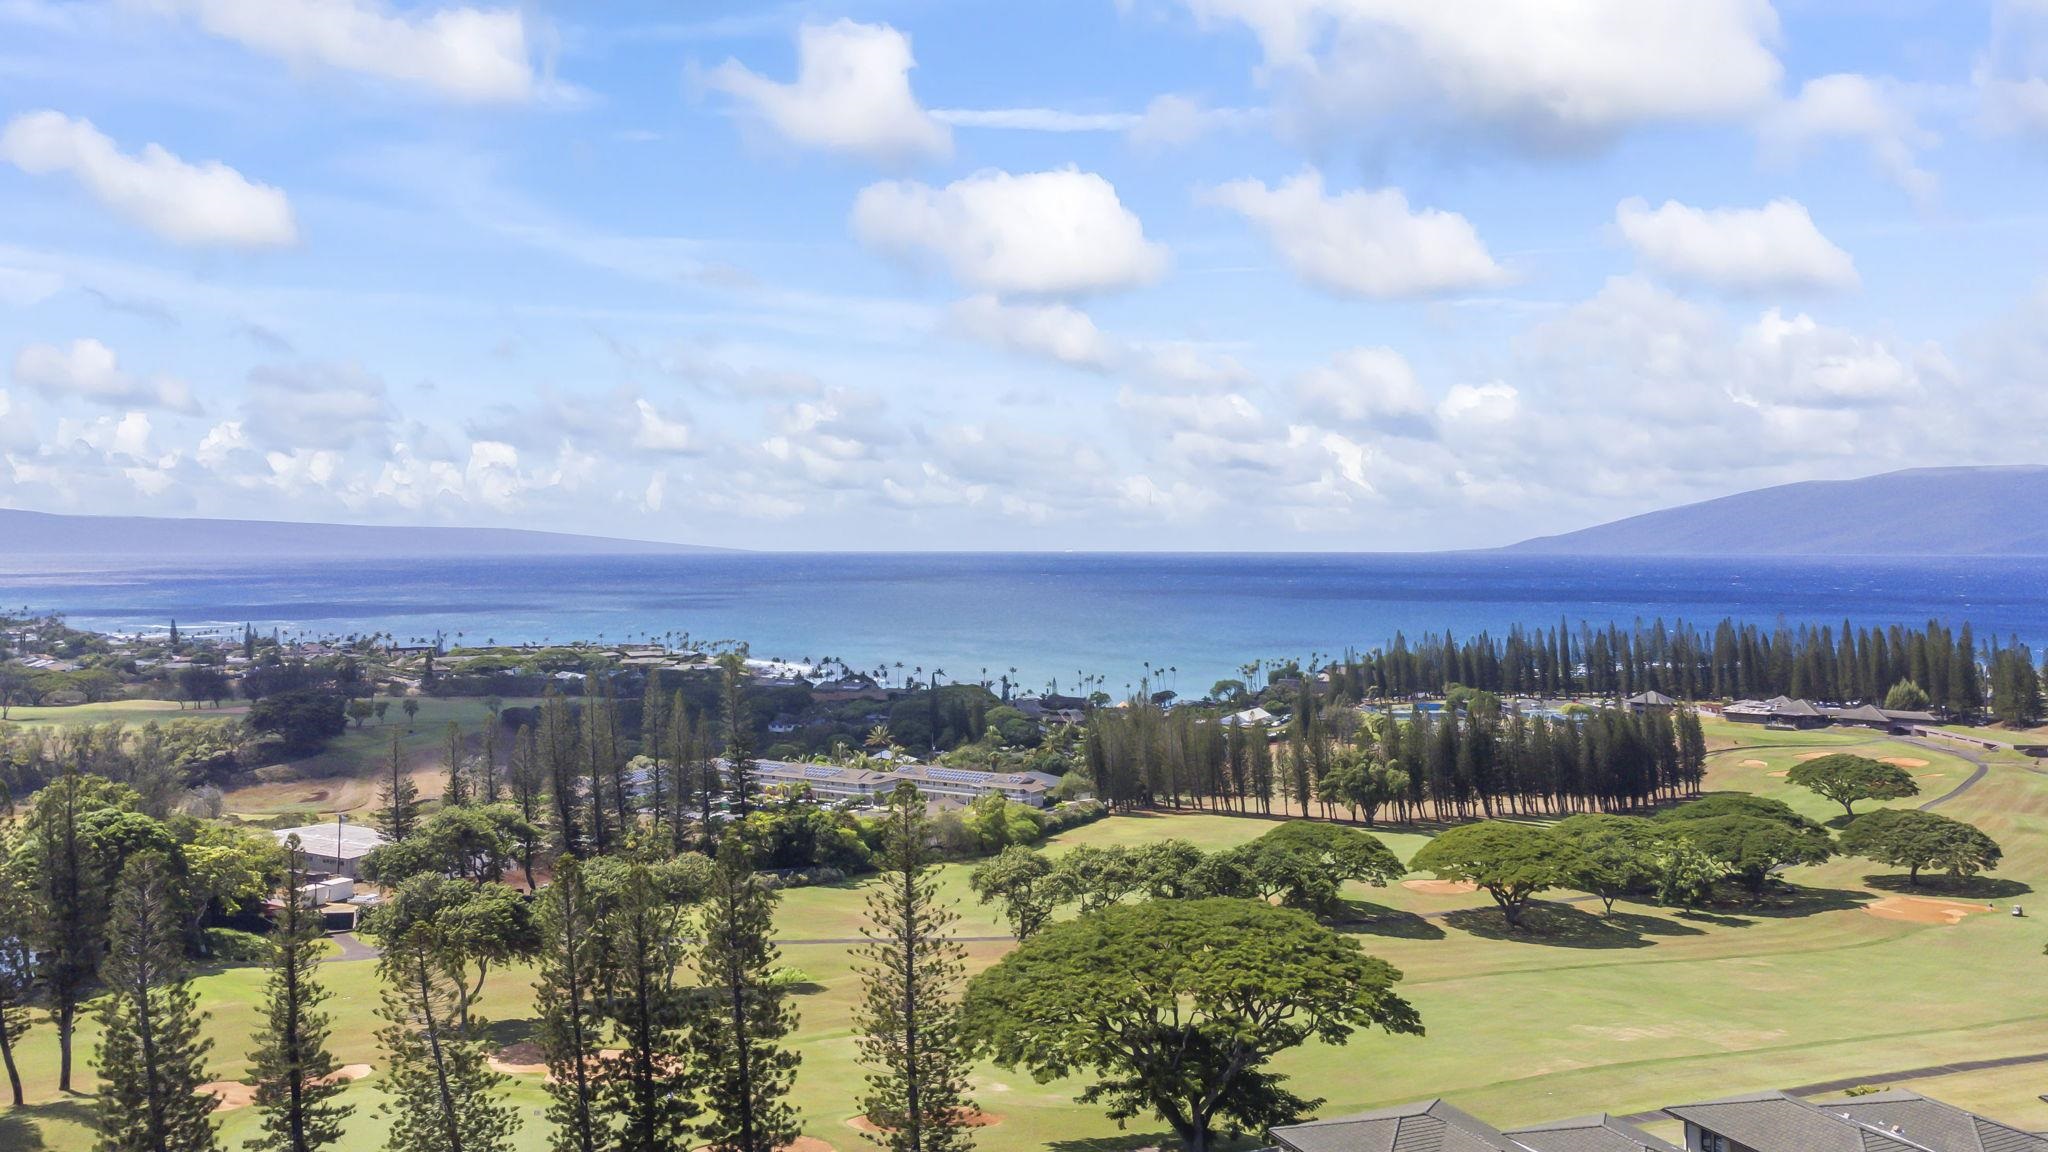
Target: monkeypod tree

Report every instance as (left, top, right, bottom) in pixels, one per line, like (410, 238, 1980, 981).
(962, 898, 1421, 1152)
(1408, 821, 1576, 928)
(1840, 809, 2002, 886)
(1787, 754, 1919, 818)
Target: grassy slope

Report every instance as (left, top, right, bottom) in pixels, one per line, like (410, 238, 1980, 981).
(4, 719, 2048, 1150)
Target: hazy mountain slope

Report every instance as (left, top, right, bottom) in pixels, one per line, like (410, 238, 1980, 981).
(1506, 466, 2048, 556)
(0, 509, 718, 559)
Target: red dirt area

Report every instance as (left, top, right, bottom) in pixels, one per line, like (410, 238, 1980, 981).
(1862, 896, 1995, 925)
(848, 1110, 1003, 1134)
(1402, 879, 1478, 895)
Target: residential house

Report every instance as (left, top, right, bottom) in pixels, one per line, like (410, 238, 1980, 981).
(1624, 690, 1679, 713)
(1270, 1099, 1678, 1152)
(767, 712, 802, 735)
(1664, 1089, 2048, 1152)
(1219, 705, 1276, 727)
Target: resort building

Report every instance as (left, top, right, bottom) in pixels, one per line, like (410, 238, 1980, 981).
(1269, 1099, 1679, 1152)
(1723, 696, 1830, 728)
(743, 759, 1058, 807)
(271, 819, 389, 879)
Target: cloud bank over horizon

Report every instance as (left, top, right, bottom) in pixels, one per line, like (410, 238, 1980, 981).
(3, 1, 2047, 550)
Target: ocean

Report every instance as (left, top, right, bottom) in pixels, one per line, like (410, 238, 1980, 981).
(2, 552, 2044, 693)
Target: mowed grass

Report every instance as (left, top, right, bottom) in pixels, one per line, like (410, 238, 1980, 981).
(5, 719, 2048, 1150)
(1, 698, 247, 727)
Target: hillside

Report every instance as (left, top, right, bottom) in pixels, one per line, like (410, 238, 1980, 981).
(1506, 466, 2048, 556)
(0, 508, 718, 559)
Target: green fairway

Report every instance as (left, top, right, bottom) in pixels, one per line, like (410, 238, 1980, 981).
(1, 698, 247, 727)
(4, 718, 2046, 1150)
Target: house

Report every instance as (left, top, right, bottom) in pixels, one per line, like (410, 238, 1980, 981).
(1269, 1098, 1679, 1152)
(1824, 703, 1940, 734)
(1219, 706, 1276, 727)
(1664, 1089, 2048, 1152)
(766, 712, 802, 735)
(1624, 690, 1679, 713)
(1723, 696, 1828, 728)
(813, 676, 890, 703)
(272, 820, 389, 879)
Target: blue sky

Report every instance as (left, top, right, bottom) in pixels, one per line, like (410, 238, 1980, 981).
(3, 0, 2048, 550)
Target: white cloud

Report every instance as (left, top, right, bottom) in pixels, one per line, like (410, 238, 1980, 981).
(632, 398, 696, 454)
(1761, 74, 1937, 202)
(853, 168, 1167, 295)
(145, 0, 538, 104)
(1737, 309, 1923, 408)
(1118, 388, 1261, 434)
(13, 338, 200, 413)
(641, 469, 667, 513)
(1179, 0, 1780, 149)
(241, 363, 388, 449)
(1978, 1, 2048, 140)
(1437, 381, 1520, 425)
(948, 295, 1116, 369)
(1294, 346, 1431, 426)
(1127, 95, 1262, 148)
(0, 111, 296, 248)
(1207, 170, 1503, 298)
(705, 20, 950, 164)
(56, 410, 156, 459)
(933, 108, 1137, 132)
(1616, 198, 1859, 292)
(0, 265, 62, 307)
(195, 420, 247, 468)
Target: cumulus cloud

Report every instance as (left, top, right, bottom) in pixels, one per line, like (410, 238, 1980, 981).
(948, 295, 1117, 369)
(0, 111, 296, 247)
(852, 167, 1168, 295)
(631, 398, 696, 454)
(144, 0, 538, 104)
(1206, 170, 1503, 298)
(1437, 381, 1520, 425)
(1294, 346, 1431, 428)
(13, 338, 200, 413)
(1760, 74, 1937, 202)
(1178, 0, 1780, 149)
(1616, 198, 1859, 292)
(241, 363, 389, 450)
(1736, 309, 1925, 408)
(705, 20, 950, 164)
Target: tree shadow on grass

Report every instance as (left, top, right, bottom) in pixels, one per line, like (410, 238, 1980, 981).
(1863, 873, 2033, 899)
(481, 1015, 535, 1049)
(1734, 884, 1868, 919)
(0, 1097, 96, 1149)
(1327, 898, 1445, 941)
(1603, 910, 1705, 938)
(1441, 901, 1653, 948)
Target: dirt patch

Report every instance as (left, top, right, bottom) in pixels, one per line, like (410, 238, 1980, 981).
(1881, 757, 1931, 768)
(848, 1110, 1002, 1134)
(1402, 878, 1478, 896)
(1767, 770, 1789, 778)
(1740, 759, 1770, 768)
(488, 1041, 548, 1076)
(1862, 896, 1996, 925)
(205, 1064, 371, 1112)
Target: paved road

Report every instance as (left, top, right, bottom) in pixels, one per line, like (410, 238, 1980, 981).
(1896, 735, 1992, 810)
(329, 932, 381, 961)
(1618, 1050, 2048, 1124)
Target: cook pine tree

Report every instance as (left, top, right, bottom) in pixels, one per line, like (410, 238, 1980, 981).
(94, 851, 221, 1152)
(246, 836, 353, 1152)
(375, 915, 519, 1152)
(376, 733, 422, 842)
(693, 837, 800, 1152)
(853, 785, 978, 1152)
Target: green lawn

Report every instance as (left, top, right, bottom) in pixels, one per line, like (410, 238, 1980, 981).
(5, 719, 2047, 1150)
(1, 698, 246, 727)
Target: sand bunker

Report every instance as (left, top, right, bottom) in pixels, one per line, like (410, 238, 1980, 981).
(849, 1110, 1002, 1134)
(488, 1041, 548, 1076)
(205, 1064, 371, 1112)
(1740, 759, 1770, 768)
(1862, 896, 1996, 925)
(1916, 773, 1946, 780)
(1403, 878, 1478, 896)
(1881, 757, 1931, 768)
(1767, 771, 1789, 778)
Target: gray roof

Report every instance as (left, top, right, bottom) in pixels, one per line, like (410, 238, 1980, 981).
(1822, 1090, 2048, 1152)
(1664, 1091, 1938, 1152)
(1624, 691, 1678, 707)
(1271, 1098, 1520, 1152)
(1503, 1115, 1682, 1152)
(274, 822, 388, 860)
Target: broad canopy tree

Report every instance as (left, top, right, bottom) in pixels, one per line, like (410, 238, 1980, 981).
(961, 898, 1422, 1152)
(1840, 808, 2002, 885)
(1408, 821, 1574, 927)
(1656, 795, 1834, 896)
(1786, 754, 1919, 818)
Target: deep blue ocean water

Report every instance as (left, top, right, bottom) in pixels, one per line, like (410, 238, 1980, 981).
(2, 552, 2044, 693)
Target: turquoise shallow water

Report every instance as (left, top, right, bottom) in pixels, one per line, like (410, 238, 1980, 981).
(2, 552, 2043, 692)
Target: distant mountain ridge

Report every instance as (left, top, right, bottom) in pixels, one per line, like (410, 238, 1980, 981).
(0, 508, 718, 559)
(1507, 466, 2048, 556)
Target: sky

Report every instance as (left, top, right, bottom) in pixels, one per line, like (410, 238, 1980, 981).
(3, 0, 2048, 551)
